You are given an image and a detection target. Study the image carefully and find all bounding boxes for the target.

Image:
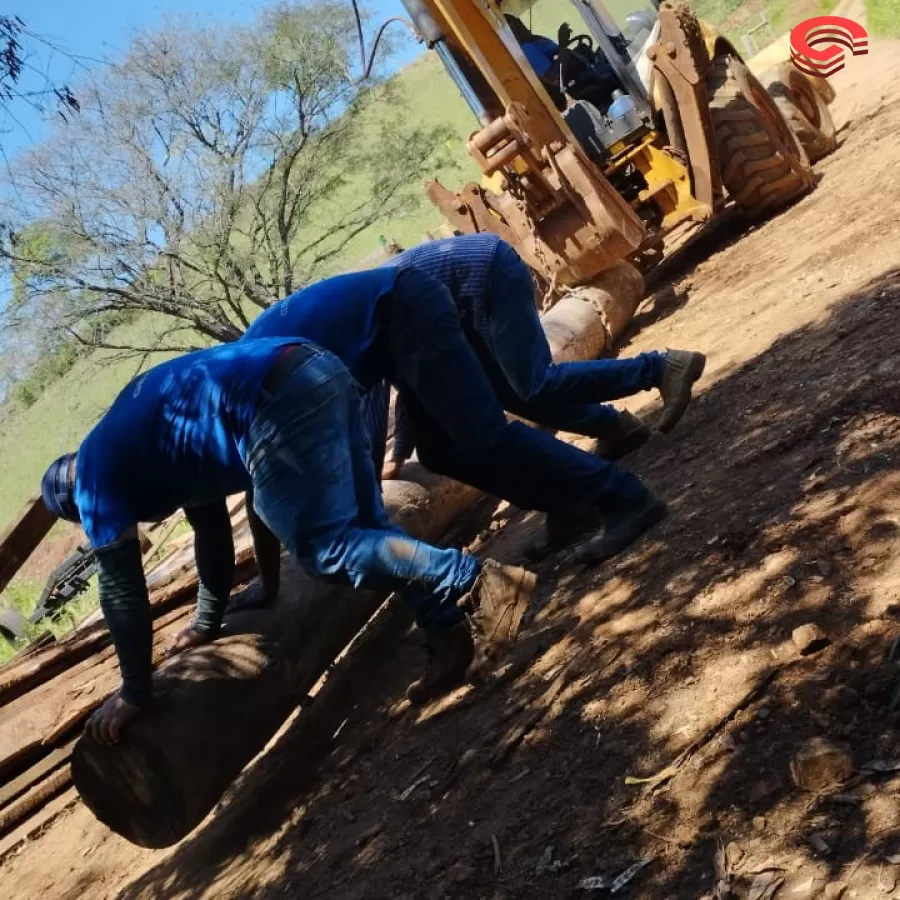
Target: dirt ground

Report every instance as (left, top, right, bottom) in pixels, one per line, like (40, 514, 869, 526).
(4, 40, 900, 900)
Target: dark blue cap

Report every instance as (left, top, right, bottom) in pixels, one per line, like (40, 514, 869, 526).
(40, 453, 80, 522)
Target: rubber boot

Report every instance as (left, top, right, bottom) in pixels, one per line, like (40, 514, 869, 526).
(657, 349, 707, 433)
(571, 489, 668, 565)
(593, 411, 652, 461)
(406, 622, 475, 706)
(524, 501, 610, 563)
(460, 559, 538, 644)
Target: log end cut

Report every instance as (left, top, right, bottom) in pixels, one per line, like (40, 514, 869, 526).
(72, 732, 183, 849)
(72, 633, 288, 849)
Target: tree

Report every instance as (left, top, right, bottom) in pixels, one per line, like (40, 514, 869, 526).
(0, 1, 453, 353)
(0, 16, 79, 149)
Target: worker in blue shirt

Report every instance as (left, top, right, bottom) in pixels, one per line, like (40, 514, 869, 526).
(510, 25, 559, 78)
(377, 233, 705, 483)
(240, 258, 669, 572)
(503, 14, 617, 109)
(505, 14, 565, 105)
(39, 338, 539, 742)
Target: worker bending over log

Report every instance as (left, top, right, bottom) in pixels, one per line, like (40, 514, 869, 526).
(378, 233, 706, 478)
(39, 338, 539, 742)
(241, 254, 673, 573)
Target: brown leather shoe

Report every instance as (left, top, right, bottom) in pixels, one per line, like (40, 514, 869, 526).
(406, 622, 475, 706)
(593, 411, 652, 461)
(658, 349, 706, 433)
(461, 559, 538, 644)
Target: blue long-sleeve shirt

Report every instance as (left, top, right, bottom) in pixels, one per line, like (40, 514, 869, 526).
(75, 337, 317, 705)
(379, 233, 505, 463)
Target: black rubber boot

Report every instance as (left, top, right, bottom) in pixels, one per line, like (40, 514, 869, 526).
(406, 622, 475, 706)
(657, 349, 707, 433)
(571, 491, 668, 565)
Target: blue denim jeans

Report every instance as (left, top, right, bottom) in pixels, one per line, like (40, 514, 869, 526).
(245, 344, 477, 635)
(475, 241, 666, 438)
(386, 269, 651, 514)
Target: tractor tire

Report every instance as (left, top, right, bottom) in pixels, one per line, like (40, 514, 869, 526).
(706, 53, 815, 217)
(758, 62, 838, 164)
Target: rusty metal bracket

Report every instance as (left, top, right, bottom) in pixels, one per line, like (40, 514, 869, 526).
(424, 179, 519, 246)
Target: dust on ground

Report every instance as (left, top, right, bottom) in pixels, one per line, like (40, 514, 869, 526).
(3, 41, 900, 900)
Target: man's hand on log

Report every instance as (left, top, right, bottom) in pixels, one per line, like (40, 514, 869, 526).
(169, 626, 212, 657)
(382, 459, 404, 481)
(86, 692, 142, 744)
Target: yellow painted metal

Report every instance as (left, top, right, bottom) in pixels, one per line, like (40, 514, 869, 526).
(601, 132, 705, 228)
(428, 0, 570, 152)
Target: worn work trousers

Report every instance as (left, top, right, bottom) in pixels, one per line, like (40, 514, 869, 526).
(473, 240, 667, 437)
(384, 268, 651, 514)
(245, 343, 477, 635)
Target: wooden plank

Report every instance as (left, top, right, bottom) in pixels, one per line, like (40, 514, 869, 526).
(0, 787, 78, 863)
(0, 764, 72, 836)
(0, 739, 76, 810)
(0, 496, 57, 594)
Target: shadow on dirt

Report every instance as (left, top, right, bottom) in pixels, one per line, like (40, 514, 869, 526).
(118, 267, 900, 900)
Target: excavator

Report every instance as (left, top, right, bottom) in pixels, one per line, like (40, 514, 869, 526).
(393, 0, 838, 298)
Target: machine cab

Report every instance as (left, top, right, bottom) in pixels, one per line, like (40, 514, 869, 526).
(498, 0, 663, 165)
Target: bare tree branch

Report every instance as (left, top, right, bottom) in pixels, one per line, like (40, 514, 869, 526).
(0, 1, 456, 356)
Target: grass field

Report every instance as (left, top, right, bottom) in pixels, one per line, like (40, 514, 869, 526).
(866, 0, 900, 35)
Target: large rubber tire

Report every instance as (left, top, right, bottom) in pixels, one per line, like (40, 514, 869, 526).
(758, 62, 838, 164)
(706, 53, 814, 217)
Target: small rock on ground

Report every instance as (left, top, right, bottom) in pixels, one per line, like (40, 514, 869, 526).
(790, 738, 854, 792)
(792, 624, 831, 656)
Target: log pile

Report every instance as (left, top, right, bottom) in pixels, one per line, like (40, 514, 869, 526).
(0, 263, 645, 855)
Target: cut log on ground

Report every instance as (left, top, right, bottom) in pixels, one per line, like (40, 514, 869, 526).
(70, 264, 645, 849)
(0, 547, 265, 787)
(70, 487, 476, 849)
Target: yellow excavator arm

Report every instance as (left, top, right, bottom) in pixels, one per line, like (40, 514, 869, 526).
(402, 0, 648, 288)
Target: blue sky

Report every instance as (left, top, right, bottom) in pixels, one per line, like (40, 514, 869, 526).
(3, 0, 424, 162)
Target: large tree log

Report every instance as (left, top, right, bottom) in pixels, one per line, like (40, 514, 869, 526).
(0, 606, 192, 784)
(71, 264, 645, 849)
